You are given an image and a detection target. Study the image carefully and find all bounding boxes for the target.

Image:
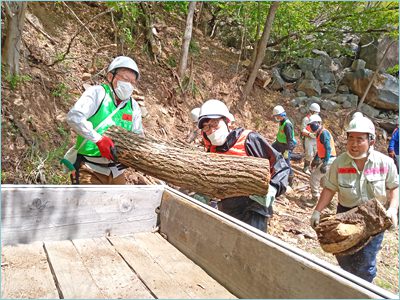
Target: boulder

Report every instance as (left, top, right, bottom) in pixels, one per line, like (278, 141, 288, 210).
(297, 79, 321, 96)
(291, 96, 308, 107)
(342, 69, 399, 110)
(281, 66, 302, 82)
(321, 85, 336, 94)
(297, 58, 321, 73)
(359, 103, 381, 118)
(359, 36, 399, 71)
(270, 67, 285, 91)
(315, 65, 335, 84)
(321, 100, 340, 111)
(342, 100, 352, 109)
(337, 85, 349, 94)
(330, 94, 348, 104)
(296, 91, 306, 97)
(351, 59, 366, 71)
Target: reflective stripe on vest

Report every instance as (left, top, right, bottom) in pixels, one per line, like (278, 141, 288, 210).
(209, 130, 252, 156)
(276, 119, 295, 144)
(76, 84, 134, 157)
(316, 128, 336, 159)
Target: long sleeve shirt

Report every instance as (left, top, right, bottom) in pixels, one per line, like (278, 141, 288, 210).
(388, 127, 399, 155)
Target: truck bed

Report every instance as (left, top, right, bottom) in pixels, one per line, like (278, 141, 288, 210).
(1, 232, 235, 299)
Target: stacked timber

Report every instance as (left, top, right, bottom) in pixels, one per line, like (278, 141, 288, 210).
(107, 127, 270, 199)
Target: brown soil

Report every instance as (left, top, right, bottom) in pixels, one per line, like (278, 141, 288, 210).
(1, 2, 398, 294)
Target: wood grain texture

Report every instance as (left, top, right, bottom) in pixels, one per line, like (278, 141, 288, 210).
(159, 189, 389, 299)
(107, 127, 270, 199)
(1, 185, 162, 245)
(1, 242, 59, 299)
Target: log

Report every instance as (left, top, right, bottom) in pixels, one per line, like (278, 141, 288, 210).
(314, 199, 392, 256)
(107, 127, 270, 199)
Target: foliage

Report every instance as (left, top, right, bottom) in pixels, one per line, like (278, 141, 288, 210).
(386, 65, 399, 77)
(189, 39, 200, 55)
(4, 73, 31, 90)
(51, 82, 71, 103)
(167, 56, 177, 68)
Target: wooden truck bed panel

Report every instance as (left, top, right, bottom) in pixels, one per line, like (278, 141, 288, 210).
(1, 232, 235, 299)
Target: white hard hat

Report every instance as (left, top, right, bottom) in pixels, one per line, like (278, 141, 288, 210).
(272, 105, 285, 116)
(309, 103, 320, 113)
(190, 107, 200, 122)
(308, 114, 322, 124)
(198, 99, 232, 129)
(108, 56, 140, 80)
(228, 113, 235, 123)
(346, 116, 375, 139)
(351, 112, 364, 120)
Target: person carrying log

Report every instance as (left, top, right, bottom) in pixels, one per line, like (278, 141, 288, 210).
(66, 56, 143, 184)
(310, 116, 399, 282)
(197, 99, 290, 232)
(271, 105, 297, 187)
(300, 103, 320, 175)
(304, 114, 336, 208)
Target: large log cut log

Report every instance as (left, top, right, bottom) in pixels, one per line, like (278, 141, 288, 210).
(107, 127, 270, 199)
(315, 199, 392, 256)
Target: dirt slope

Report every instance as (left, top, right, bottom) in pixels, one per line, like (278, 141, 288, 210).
(1, 2, 397, 293)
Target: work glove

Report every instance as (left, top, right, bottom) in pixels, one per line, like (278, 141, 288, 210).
(320, 162, 328, 174)
(386, 207, 398, 229)
(283, 150, 289, 159)
(96, 136, 116, 161)
(311, 157, 320, 169)
(250, 185, 277, 207)
(388, 150, 395, 158)
(310, 210, 321, 228)
(308, 132, 316, 139)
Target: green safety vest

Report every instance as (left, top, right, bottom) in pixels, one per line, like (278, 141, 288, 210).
(276, 119, 296, 144)
(75, 84, 134, 157)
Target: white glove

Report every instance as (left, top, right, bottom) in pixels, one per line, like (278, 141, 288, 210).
(283, 150, 289, 159)
(309, 132, 316, 139)
(310, 210, 321, 228)
(386, 207, 398, 229)
(249, 185, 277, 207)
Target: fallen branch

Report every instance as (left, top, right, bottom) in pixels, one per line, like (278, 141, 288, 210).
(25, 16, 57, 45)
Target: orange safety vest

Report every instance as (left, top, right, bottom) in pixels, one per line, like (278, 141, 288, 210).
(208, 129, 252, 156)
(316, 128, 336, 159)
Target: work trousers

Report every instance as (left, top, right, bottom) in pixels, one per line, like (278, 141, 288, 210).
(218, 196, 272, 232)
(304, 137, 317, 162)
(78, 163, 126, 185)
(335, 204, 384, 282)
(310, 158, 335, 198)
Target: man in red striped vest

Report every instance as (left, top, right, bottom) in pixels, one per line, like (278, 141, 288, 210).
(197, 99, 290, 232)
(305, 114, 336, 207)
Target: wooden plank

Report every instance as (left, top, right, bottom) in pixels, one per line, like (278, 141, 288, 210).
(159, 188, 395, 299)
(109, 235, 192, 299)
(1, 185, 163, 245)
(131, 232, 235, 299)
(1, 242, 59, 299)
(110, 233, 235, 299)
(72, 237, 154, 299)
(44, 240, 105, 298)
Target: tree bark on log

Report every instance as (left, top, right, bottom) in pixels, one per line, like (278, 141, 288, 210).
(315, 199, 392, 256)
(107, 127, 270, 199)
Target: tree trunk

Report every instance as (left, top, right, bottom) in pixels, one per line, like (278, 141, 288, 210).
(107, 127, 270, 199)
(178, 1, 196, 78)
(2, 1, 27, 76)
(315, 199, 392, 256)
(242, 1, 279, 101)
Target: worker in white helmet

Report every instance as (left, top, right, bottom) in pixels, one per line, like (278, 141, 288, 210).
(351, 111, 364, 120)
(300, 103, 320, 175)
(197, 99, 290, 232)
(271, 105, 297, 186)
(66, 56, 143, 184)
(304, 114, 336, 208)
(310, 116, 398, 282)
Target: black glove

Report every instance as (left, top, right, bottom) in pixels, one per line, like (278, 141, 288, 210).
(311, 157, 320, 169)
(320, 163, 327, 174)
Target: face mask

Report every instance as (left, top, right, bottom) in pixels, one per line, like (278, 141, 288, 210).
(115, 81, 134, 101)
(207, 123, 229, 146)
(346, 151, 368, 160)
(309, 123, 320, 132)
(274, 117, 281, 122)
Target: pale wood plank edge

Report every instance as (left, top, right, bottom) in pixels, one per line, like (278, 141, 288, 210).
(42, 242, 63, 299)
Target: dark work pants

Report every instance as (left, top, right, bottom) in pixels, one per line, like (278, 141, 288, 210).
(272, 141, 294, 178)
(218, 196, 272, 232)
(335, 204, 384, 282)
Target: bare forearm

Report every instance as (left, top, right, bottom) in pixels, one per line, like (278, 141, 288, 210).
(387, 187, 399, 210)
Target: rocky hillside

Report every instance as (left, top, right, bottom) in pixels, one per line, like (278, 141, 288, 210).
(1, 2, 398, 293)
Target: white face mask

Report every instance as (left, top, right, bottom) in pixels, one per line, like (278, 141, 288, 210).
(346, 151, 368, 160)
(207, 123, 229, 146)
(115, 81, 134, 101)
